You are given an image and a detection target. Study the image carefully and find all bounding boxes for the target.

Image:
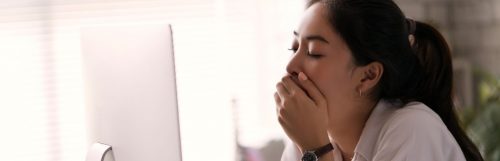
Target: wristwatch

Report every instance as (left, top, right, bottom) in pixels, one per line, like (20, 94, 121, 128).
(301, 143, 334, 161)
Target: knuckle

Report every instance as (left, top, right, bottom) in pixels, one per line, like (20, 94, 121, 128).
(281, 77, 288, 83)
(282, 98, 296, 107)
(282, 100, 291, 107)
(278, 108, 285, 116)
(277, 116, 285, 125)
(278, 107, 286, 116)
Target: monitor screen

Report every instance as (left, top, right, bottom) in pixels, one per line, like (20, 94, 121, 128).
(81, 24, 182, 161)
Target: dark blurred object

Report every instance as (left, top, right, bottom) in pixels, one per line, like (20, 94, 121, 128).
(459, 70, 500, 161)
(236, 139, 285, 161)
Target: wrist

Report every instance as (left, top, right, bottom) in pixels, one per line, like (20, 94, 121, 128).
(300, 142, 334, 161)
(298, 135, 330, 153)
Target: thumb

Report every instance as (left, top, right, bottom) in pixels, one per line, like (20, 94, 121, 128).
(298, 72, 326, 107)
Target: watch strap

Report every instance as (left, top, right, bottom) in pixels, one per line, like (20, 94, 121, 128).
(313, 143, 334, 158)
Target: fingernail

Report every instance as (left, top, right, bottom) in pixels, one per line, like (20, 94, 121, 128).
(298, 72, 308, 81)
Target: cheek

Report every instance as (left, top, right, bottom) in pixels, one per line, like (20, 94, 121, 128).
(305, 62, 354, 101)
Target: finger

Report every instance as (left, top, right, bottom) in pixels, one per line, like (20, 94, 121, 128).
(274, 92, 282, 105)
(275, 92, 289, 125)
(274, 92, 282, 115)
(297, 72, 326, 106)
(276, 82, 289, 99)
(281, 75, 306, 97)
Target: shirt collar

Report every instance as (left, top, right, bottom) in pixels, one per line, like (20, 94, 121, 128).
(353, 99, 400, 160)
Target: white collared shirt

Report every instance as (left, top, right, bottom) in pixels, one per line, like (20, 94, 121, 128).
(280, 99, 466, 161)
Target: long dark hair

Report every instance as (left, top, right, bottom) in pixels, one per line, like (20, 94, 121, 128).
(306, 0, 483, 160)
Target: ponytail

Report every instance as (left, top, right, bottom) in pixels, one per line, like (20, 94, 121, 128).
(411, 21, 484, 161)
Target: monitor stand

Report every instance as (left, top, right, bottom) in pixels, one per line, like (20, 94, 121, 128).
(86, 143, 115, 161)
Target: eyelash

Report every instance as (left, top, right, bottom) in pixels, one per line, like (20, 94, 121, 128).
(308, 53, 323, 59)
(287, 48, 323, 59)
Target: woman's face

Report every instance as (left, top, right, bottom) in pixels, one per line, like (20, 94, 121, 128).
(287, 3, 358, 114)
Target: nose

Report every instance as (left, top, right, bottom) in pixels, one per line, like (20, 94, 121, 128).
(286, 50, 303, 77)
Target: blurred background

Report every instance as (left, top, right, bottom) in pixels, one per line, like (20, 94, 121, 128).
(0, 0, 498, 161)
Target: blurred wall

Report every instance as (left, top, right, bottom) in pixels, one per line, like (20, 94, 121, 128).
(395, 0, 500, 76)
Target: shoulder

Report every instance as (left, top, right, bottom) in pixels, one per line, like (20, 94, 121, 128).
(382, 101, 445, 135)
(372, 101, 465, 161)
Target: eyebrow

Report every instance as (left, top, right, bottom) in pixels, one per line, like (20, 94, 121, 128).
(293, 31, 330, 44)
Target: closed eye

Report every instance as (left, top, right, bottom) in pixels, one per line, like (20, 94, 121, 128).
(307, 51, 323, 59)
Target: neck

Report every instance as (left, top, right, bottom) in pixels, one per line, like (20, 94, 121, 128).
(327, 98, 377, 159)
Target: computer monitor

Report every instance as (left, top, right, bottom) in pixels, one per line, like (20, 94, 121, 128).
(81, 24, 182, 161)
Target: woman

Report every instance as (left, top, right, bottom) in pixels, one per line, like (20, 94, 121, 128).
(274, 0, 484, 161)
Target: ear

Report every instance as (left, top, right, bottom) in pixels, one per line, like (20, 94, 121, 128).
(356, 61, 384, 96)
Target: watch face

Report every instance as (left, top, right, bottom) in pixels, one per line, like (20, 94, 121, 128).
(301, 151, 318, 161)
